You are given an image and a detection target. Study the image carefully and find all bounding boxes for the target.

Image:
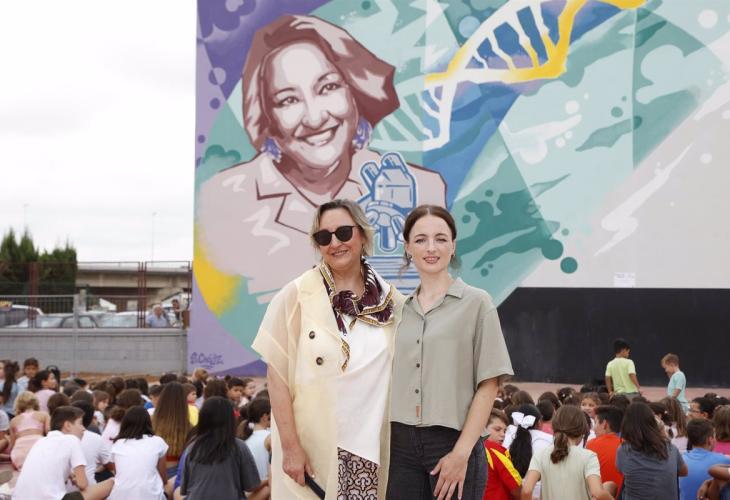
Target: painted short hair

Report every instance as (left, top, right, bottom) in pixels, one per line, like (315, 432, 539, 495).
(242, 14, 399, 150)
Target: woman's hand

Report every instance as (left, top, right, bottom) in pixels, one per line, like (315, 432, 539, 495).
(431, 448, 469, 500)
(282, 442, 314, 486)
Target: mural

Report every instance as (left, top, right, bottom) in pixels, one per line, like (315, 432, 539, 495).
(192, 0, 730, 375)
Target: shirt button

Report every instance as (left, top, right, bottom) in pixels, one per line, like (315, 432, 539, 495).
(416, 363, 420, 368)
(309, 331, 316, 339)
(316, 357, 324, 366)
(415, 389, 420, 394)
(416, 339, 420, 344)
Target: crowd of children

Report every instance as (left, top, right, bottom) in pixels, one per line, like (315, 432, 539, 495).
(0, 338, 728, 499)
(480, 340, 730, 500)
(0, 360, 271, 500)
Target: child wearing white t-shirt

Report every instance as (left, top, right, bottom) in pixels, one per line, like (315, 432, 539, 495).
(108, 406, 168, 500)
(12, 405, 114, 500)
(70, 401, 112, 487)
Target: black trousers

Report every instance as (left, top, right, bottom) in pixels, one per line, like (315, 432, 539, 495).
(386, 422, 487, 500)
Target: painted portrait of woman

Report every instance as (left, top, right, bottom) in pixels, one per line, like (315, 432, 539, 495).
(197, 15, 446, 298)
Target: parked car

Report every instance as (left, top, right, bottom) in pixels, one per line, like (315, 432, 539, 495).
(98, 311, 143, 328)
(0, 303, 44, 327)
(9, 313, 101, 328)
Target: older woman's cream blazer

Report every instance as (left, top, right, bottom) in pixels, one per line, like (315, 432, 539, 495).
(252, 266, 404, 499)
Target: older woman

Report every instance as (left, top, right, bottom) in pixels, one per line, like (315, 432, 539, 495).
(252, 199, 402, 499)
(197, 14, 445, 299)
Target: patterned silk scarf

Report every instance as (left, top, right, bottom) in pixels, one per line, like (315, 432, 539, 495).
(320, 259, 394, 371)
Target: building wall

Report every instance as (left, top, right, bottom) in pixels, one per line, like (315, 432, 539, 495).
(0, 329, 187, 374)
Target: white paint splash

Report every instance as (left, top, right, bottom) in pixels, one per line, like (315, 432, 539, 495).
(499, 113, 582, 165)
(595, 144, 692, 256)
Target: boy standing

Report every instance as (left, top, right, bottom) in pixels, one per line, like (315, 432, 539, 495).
(605, 338, 641, 399)
(679, 419, 730, 500)
(483, 409, 521, 500)
(13, 406, 114, 500)
(661, 353, 689, 413)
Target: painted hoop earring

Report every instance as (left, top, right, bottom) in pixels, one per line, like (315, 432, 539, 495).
(352, 117, 372, 150)
(261, 137, 282, 163)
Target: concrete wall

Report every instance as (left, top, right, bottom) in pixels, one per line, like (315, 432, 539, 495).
(0, 329, 187, 375)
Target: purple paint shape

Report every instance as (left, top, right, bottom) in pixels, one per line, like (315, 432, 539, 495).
(215, 359, 267, 378)
(188, 276, 258, 374)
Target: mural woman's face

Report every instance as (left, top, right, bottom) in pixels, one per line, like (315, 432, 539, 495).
(266, 42, 358, 171)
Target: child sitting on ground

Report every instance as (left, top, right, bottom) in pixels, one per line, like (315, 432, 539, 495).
(522, 405, 612, 500)
(9, 391, 49, 470)
(69, 401, 112, 491)
(108, 406, 168, 500)
(12, 405, 114, 500)
(679, 419, 730, 500)
(483, 409, 521, 500)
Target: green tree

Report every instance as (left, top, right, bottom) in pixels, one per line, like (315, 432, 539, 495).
(0, 229, 76, 295)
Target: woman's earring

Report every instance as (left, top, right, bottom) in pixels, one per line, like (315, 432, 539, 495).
(261, 137, 282, 163)
(352, 117, 372, 150)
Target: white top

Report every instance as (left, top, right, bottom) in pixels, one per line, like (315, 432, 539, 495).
(100, 418, 121, 444)
(528, 444, 601, 500)
(13, 431, 86, 500)
(503, 425, 554, 454)
(335, 279, 392, 464)
(108, 435, 168, 500)
(245, 428, 271, 480)
(93, 410, 106, 432)
(77, 430, 111, 486)
(0, 409, 9, 432)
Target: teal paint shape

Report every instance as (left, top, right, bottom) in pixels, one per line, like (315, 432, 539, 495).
(195, 103, 255, 191)
(561, 257, 578, 273)
(576, 116, 642, 152)
(217, 279, 269, 348)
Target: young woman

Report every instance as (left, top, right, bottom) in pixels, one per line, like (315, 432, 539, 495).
(9, 391, 49, 470)
(151, 381, 191, 478)
(388, 205, 513, 500)
(180, 396, 264, 499)
(521, 405, 612, 500)
(616, 402, 688, 499)
(108, 406, 168, 500)
(28, 369, 58, 413)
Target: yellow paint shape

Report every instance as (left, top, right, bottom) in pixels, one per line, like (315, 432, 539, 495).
(425, 0, 646, 86)
(193, 229, 241, 315)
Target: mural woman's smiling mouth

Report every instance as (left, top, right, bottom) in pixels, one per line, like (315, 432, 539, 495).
(299, 125, 338, 147)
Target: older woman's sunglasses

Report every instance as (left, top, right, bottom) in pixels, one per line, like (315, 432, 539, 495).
(312, 225, 355, 246)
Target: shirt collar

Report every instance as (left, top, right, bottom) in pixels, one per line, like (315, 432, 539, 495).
(406, 277, 465, 302)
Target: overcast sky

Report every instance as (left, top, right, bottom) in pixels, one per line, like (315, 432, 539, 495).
(0, 1, 196, 262)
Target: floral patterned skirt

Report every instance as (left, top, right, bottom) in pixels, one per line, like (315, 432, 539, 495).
(337, 447, 378, 500)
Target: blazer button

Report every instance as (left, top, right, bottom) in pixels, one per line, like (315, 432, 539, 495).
(316, 357, 324, 366)
(309, 331, 316, 339)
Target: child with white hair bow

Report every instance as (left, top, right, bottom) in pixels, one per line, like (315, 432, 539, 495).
(503, 404, 554, 477)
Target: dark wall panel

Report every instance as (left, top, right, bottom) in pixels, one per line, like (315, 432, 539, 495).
(497, 288, 730, 387)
